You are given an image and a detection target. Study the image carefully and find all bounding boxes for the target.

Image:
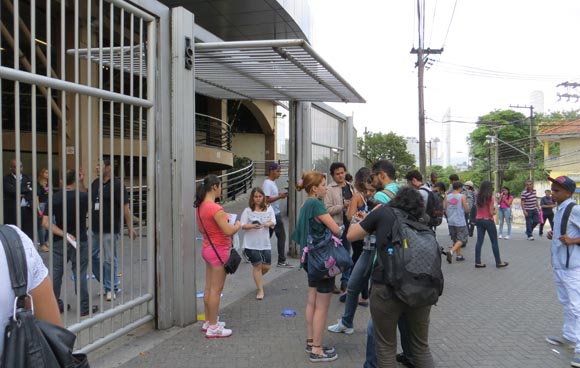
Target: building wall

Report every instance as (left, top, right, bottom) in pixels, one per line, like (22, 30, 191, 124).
(232, 133, 266, 161)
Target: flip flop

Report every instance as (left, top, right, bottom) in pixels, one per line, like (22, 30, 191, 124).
(475, 263, 486, 268)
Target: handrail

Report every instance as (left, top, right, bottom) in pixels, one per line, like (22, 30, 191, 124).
(195, 161, 255, 202)
(195, 112, 232, 151)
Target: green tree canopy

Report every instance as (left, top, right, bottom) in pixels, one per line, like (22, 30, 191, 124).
(357, 131, 416, 176)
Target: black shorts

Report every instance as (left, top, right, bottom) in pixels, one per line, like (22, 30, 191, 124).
(303, 261, 335, 293)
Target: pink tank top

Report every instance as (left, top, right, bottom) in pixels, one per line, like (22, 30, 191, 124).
(476, 199, 493, 220)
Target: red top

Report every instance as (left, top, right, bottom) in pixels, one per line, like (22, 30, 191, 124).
(197, 201, 232, 249)
(476, 199, 493, 220)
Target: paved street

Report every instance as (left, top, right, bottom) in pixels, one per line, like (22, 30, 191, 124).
(92, 188, 572, 368)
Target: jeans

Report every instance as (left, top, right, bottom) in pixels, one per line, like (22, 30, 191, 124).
(498, 208, 511, 236)
(364, 319, 377, 368)
(341, 249, 372, 328)
(92, 232, 119, 292)
(525, 209, 539, 237)
(37, 202, 47, 244)
(474, 219, 503, 266)
(539, 212, 554, 235)
(52, 239, 90, 313)
(269, 213, 287, 263)
(370, 283, 434, 368)
(340, 220, 352, 286)
(553, 268, 580, 353)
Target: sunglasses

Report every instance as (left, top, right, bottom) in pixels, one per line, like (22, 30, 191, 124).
(368, 172, 382, 183)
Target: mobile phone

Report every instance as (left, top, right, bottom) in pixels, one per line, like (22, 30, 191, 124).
(251, 220, 261, 225)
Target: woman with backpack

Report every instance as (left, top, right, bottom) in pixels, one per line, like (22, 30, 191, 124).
(474, 181, 509, 268)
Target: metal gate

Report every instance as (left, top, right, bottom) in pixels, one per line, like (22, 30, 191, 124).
(0, 0, 158, 352)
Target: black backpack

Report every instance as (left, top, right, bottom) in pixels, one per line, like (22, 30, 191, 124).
(419, 187, 444, 227)
(376, 208, 444, 308)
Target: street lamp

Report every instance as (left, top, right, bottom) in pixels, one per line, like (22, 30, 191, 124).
(485, 135, 534, 182)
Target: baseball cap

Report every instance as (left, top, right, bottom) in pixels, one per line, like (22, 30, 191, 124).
(464, 180, 474, 188)
(548, 176, 577, 193)
(268, 162, 281, 171)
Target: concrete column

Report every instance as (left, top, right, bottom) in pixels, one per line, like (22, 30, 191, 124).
(345, 116, 354, 172)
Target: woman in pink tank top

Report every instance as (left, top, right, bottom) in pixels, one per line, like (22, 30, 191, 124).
(474, 181, 509, 268)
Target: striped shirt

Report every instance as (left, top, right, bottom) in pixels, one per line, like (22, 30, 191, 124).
(521, 189, 538, 210)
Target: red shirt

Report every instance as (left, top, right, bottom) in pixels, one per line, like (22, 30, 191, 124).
(476, 199, 493, 220)
(197, 201, 232, 249)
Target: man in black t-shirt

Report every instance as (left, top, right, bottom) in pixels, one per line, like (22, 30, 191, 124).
(43, 169, 97, 316)
(91, 157, 137, 301)
(3, 159, 34, 239)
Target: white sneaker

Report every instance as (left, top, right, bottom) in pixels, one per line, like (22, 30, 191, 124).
(328, 319, 354, 335)
(504, 235, 510, 240)
(498, 235, 503, 239)
(205, 325, 232, 338)
(527, 236, 535, 241)
(202, 320, 226, 331)
(106, 291, 116, 301)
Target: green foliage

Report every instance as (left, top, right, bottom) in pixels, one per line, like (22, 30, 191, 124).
(231, 155, 252, 170)
(313, 156, 332, 176)
(357, 131, 416, 177)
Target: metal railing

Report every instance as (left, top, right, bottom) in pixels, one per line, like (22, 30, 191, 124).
(195, 113, 232, 151)
(196, 162, 255, 202)
(252, 160, 289, 176)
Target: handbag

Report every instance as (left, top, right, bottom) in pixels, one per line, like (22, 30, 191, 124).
(0, 225, 89, 368)
(197, 209, 242, 274)
(303, 228, 353, 281)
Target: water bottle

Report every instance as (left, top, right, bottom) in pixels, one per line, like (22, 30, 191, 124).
(370, 234, 377, 247)
(386, 247, 395, 284)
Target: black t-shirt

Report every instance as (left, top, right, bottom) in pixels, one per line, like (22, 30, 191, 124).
(37, 182, 50, 204)
(359, 204, 397, 284)
(91, 177, 130, 234)
(52, 190, 89, 241)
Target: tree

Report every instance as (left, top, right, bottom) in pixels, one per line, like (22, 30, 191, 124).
(357, 131, 416, 175)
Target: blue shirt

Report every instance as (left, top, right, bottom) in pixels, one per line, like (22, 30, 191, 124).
(551, 198, 580, 269)
(374, 182, 399, 204)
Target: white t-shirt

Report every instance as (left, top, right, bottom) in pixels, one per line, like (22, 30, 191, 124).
(262, 178, 280, 215)
(240, 206, 276, 250)
(0, 225, 49, 354)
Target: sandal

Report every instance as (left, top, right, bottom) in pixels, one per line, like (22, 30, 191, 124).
(496, 262, 509, 268)
(475, 263, 486, 268)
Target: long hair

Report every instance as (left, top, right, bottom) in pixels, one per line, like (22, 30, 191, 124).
(249, 187, 267, 211)
(476, 180, 493, 208)
(501, 186, 510, 197)
(389, 186, 425, 220)
(354, 167, 371, 193)
(37, 167, 49, 184)
(296, 171, 326, 194)
(194, 175, 221, 208)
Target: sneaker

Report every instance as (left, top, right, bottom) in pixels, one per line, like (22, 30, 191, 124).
(498, 235, 503, 239)
(339, 293, 347, 303)
(202, 320, 226, 332)
(205, 325, 232, 338)
(504, 235, 510, 240)
(328, 319, 354, 335)
(81, 305, 99, 317)
(446, 250, 453, 264)
(572, 353, 580, 368)
(528, 236, 535, 241)
(546, 335, 575, 349)
(277, 261, 294, 268)
(305, 345, 335, 354)
(106, 291, 116, 301)
(396, 353, 416, 368)
(456, 256, 465, 262)
(39, 244, 50, 253)
(309, 350, 338, 363)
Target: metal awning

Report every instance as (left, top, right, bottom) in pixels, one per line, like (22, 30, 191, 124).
(195, 39, 365, 103)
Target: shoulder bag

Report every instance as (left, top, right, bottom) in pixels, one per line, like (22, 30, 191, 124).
(0, 225, 89, 368)
(197, 208, 241, 274)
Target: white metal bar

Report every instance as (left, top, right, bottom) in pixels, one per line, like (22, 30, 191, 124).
(107, 0, 155, 22)
(0, 67, 153, 107)
(146, 17, 156, 307)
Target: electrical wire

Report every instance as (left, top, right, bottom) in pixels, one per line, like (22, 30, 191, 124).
(428, 0, 438, 47)
(432, 60, 577, 81)
(441, 0, 458, 47)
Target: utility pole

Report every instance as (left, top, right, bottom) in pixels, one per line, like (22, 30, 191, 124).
(494, 129, 500, 192)
(510, 104, 535, 180)
(411, 0, 443, 178)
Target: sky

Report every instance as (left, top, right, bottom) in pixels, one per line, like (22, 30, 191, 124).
(307, 0, 580, 164)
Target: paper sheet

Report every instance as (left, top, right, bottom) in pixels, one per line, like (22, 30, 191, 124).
(228, 213, 237, 226)
(66, 233, 77, 249)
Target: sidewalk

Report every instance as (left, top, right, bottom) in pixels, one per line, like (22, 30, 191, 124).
(95, 199, 571, 367)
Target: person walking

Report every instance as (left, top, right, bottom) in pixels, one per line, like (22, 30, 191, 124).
(544, 176, 580, 367)
(522, 180, 541, 240)
(497, 186, 514, 239)
(36, 167, 50, 252)
(240, 187, 276, 300)
(444, 181, 469, 263)
(291, 171, 342, 363)
(328, 167, 375, 334)
(195, 175, 241, 338)
(43, 169, 98, 316)
(474, 181, 509, 269)
(3, 159, 34, 239)
(539, 189, 556, 236)
(263, 163, 292, 267)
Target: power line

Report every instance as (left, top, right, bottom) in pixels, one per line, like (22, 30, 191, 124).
(441, 0, 458, 47)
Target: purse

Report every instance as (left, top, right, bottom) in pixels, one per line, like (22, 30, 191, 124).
(0, 225, 90, 368)
(303, 228, 353, 281)
(197, 209, 242, 274)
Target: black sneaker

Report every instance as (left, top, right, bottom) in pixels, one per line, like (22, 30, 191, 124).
(309, 350, 338, 363)
(305, 345, 335, 354)
(81, 305, 99, 317)
(277, 261, 294, 268)
(396, 353, 416, 368)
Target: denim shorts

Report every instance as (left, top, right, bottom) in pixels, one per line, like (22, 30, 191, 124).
(243, 248, 271, 265)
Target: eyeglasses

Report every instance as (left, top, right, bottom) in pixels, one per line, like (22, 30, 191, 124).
(368, 172, 382, 183)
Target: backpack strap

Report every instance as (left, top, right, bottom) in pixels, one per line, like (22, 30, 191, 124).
(562, 203, 578, 268)
(382, 189, 395, 199)
(0, 225, 28, 297)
